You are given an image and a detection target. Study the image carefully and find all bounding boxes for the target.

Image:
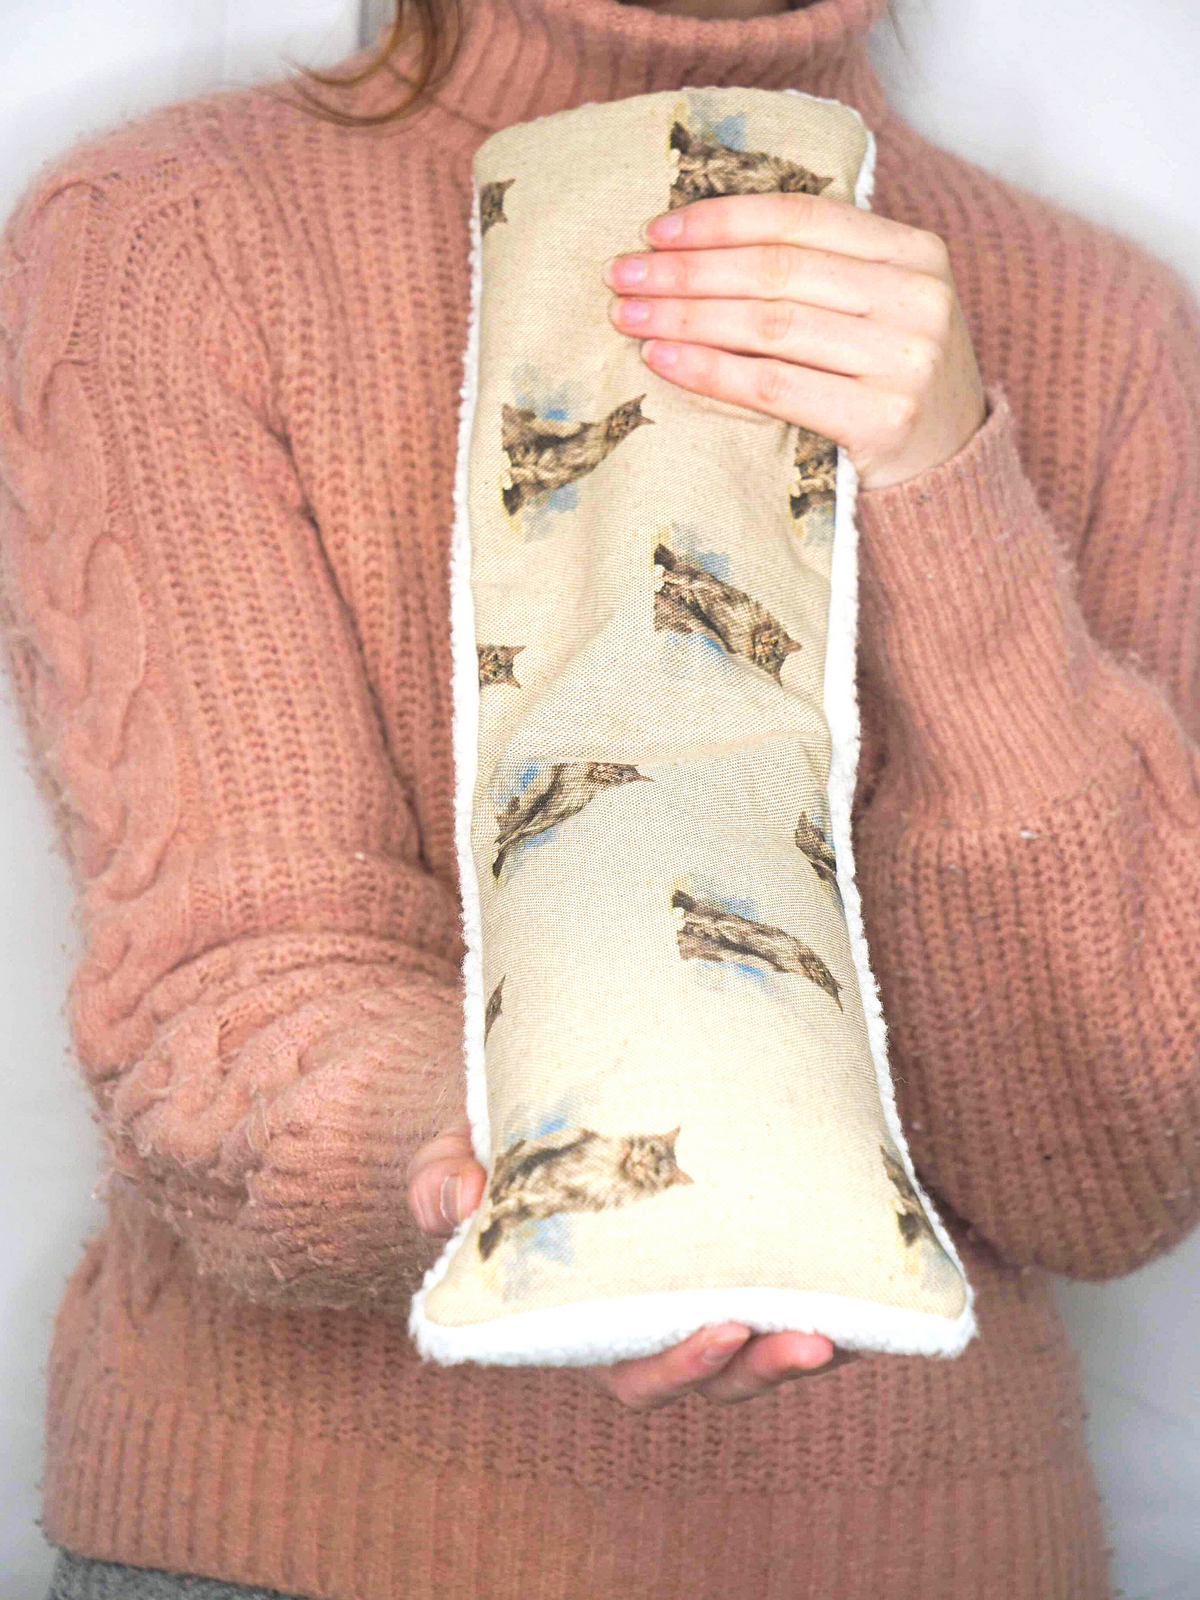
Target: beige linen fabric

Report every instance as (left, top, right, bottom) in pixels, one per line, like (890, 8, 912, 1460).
(411, 88, 975, 1364)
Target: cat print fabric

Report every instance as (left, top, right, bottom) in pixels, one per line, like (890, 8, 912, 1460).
(491, 759, 652, 879)
(478, 1125, 693, 1261)
(790, 425, 840, 522)
(795, 808, 843, 908)
(671, 886, 843, 1010)
(411, 86, 975, 1361)
(667, 118, 834, 210)
(478, 644, 524, 687)
(479, 178, 515, 235)
(500, 395, 653, 516)
(881, 1144, 941, 1253)
(653, 541, 804, 685)
(484, 976, 504, 1040)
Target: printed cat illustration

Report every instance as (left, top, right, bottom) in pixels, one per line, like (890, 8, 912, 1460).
(653, 543, 803, 684)
(479, 178, 515, 235)
(672, 887, 843, 1009)
(790, 427, 839, 520)
(478, 1124, 694, 1261)
(881, 1145, 939, 1250)
(493, 760, 652, 879)
(668, 121, 834, 211)
(501, 396, 654, 516)
(795, 810, 843, 909)
(485, 977, 505, 1041)
(478, 644, 525, 688)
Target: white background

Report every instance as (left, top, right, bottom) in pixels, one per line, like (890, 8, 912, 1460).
(1, 1, 1197, 1595)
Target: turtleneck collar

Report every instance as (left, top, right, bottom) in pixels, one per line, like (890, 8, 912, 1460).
(369, 0, 889, 153)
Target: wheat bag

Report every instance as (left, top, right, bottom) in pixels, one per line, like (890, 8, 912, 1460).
(409, 85, 978, 1367)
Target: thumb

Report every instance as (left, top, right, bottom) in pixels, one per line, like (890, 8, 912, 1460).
(407, 1130, 487, 1238)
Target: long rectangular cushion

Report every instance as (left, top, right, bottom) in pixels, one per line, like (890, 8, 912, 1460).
(409, 86, 977, 1368)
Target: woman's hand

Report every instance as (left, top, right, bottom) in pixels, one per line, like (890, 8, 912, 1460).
(604, 190, 987, 490)
(407, 1120, 860, 1409)
(581, 1323, 859, 1411)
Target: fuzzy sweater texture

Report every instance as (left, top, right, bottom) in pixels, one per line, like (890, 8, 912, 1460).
(1, 0, 1198, 1594)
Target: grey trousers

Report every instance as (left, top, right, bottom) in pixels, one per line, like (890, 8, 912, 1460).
(46, 1550, 310, 1599)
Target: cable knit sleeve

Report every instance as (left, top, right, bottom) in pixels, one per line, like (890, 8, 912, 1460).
(852, 270, 1200, 1282)
(0, 145, 467, 1315)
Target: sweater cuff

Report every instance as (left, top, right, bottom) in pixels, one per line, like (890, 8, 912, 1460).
(854, 387, 1108, 815)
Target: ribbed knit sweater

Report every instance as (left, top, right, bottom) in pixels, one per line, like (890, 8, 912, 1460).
(2, 0, 1197, 1594)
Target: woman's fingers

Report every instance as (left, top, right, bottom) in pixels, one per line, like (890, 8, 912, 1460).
(607, 244, 952, 335)
(406, 1122, 487, 1237)
(696, 1330, 845, 1405)
(609, 291, 930, 383)
(586, 1324, 754, 1410)
(643, 190, 953, 281)
(609, 241, 871, 314)
(606, 244, 953, 340)
(604, 192, 984, 489)
(585, 1326, 851, 1411)
(630, 334, 909, 454)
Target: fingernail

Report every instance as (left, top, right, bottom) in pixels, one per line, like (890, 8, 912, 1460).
(617, 298, 650, 326)
(605, 255, 646, 288)
(645, 212, 683, 242)
(703, 1331, 749, 1366)
(440, 1173, 459, 1225)
(643, 340, 679, 370)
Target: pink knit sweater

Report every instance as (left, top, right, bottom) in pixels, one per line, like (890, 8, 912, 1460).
(2, 0, 1197, 1594)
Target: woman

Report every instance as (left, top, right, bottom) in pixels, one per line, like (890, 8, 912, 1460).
(3, 0, 1196, 1593)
